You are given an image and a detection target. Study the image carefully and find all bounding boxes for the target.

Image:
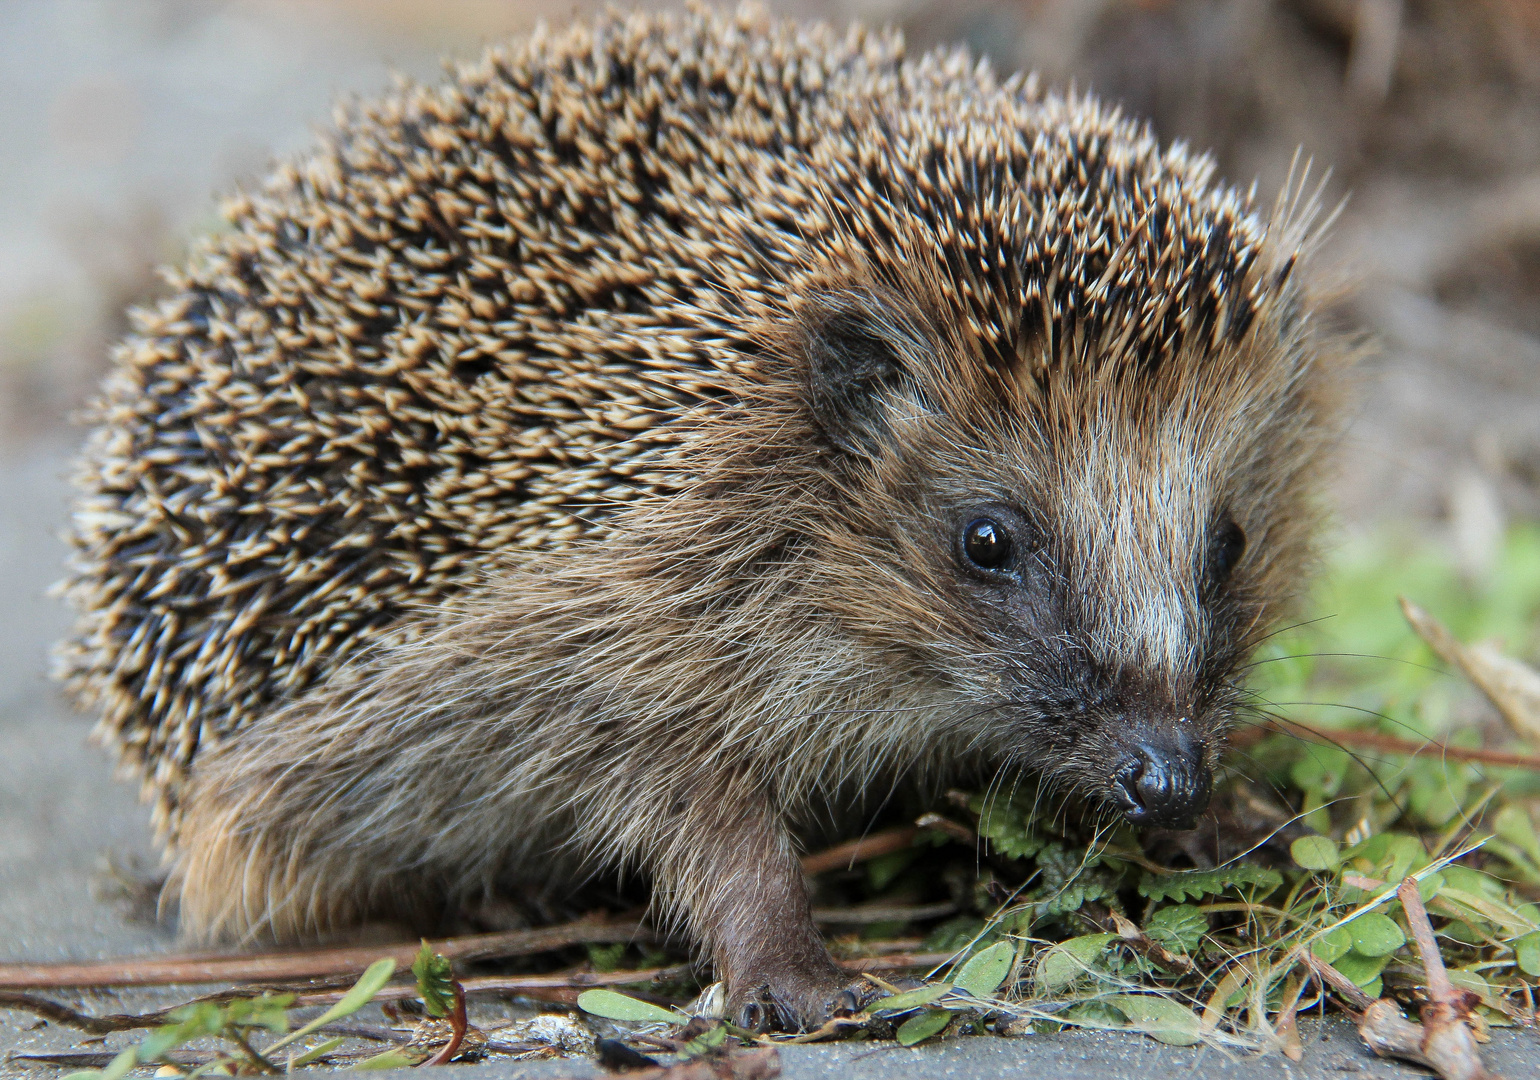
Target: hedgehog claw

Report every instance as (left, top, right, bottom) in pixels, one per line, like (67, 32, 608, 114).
(736, 998, 769, 1033)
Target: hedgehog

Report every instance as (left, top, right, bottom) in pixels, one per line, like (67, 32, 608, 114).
(61, 5, 1347, 1030)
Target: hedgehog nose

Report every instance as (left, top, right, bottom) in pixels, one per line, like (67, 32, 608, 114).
(1113, 730, 1211, 829)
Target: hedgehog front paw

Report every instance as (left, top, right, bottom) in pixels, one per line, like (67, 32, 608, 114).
(730, 968, 879, 1032)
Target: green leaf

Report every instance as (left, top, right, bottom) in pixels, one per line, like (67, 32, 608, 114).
(1105, 995, 1202, 1046)
(1144, 905, 1207, 955)
(289, 1037, 347, 1067)
(1439, 886, 1536, 936)
(681, 1022, 729, 1058)
(586, 942, 625, 972)
(1138, 866, 1282, 903)
(1514, 931, 1540, 977)
(241, 994, 293, 1034)
(1331, 952, 1390, 988)
(411, 941, 455, 1018)
(895, 1008, 953, 1046)
(136, 997, 291, 1067)
(1290, 836, 1341, 871)
(952, 941, 1015, 999)
(1035, 934, 1115, 993)
(351, 1048, 429, 1070)
(1311, 925, 1354, 965)
(862, 983, 952, 1015)
(138, 1021, 195, 1063)
(1494, 805, 1540, 866)
(1447, 967, 1492, 1002)
(1440, 865, 1507, 899)
(576, 989, 681, 1024)
(1290, 747, 1351, 799)
(866, 848, 920, 891)
(971, 793, 1046, 860)
(923, 916, 988, 953)
(1406, 760, 1466, 828)
(1349, 913, 1406, 957)
(1350, 833, 1427, 887)
(99, 1048, 139, 1080)
(267, 957, 395, 1055)
(1030, 842, 1118, 916)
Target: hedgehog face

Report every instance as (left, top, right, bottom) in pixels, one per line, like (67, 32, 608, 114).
(795, 274, 1335, 830)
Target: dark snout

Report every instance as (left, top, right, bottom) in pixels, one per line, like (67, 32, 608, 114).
(1112, 728, 1211, 830)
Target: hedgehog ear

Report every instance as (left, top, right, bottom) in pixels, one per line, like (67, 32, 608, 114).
(802, 310, 915, 458)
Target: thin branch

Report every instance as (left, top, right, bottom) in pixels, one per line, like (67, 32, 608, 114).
(0, 991, 134, 1034)
(1, 951, 956, 1038)
(1302, 952, 1375, 1011)
(799, 826, 917, 875)
(812, 901, 955, 925)
(1398, 878, 1456, 1007)
(0, 915, 649, 989)
(1237, 717, 1540, 771)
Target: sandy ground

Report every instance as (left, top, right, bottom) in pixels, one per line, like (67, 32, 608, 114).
(2, 2, 1539, 1077)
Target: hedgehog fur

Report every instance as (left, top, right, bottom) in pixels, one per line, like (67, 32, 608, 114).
(62, 4, 1347, 1029)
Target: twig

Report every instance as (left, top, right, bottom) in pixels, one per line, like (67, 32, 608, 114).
(1302, 952, 1375, 1011)
(799, 827, 917, 875)
(1, 824, 938, 994)
(1307, 881, 1499, 1079)
(913, 813, 975, 844)
(312, 1023, 410, 1044)
(812, 901, 955, 925)
(1400, 596, 1540, 750)
(8, 1052, 216, 1070)
(830, 939, 924, 957)
(1397, 878, 1498, 1080)
(1, 950, 953, 1040)
(227, 1026, 279, 1074)
(836, 953, 955, 974)
(1107, 913, 1192, 975)
(0, 991, 133, 1034)
(250, 965, 697, 1009)
(1245, 717, 1540, 771)
(0, 915, 649, 989)
(0, 966, 692, 1034)
(1398, 879, 1456, 1005)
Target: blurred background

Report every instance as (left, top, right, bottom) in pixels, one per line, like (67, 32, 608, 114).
(1, 0, 1538, 919)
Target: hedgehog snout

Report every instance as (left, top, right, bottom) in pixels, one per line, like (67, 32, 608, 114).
(1109, 726, 1211, 830)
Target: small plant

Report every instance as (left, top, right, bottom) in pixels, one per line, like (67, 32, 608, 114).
(58, 959, 396, 1079)
(777, 525, 1540, 1076)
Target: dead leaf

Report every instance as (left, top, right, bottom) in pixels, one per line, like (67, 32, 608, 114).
(1109, 913, 1193, 975)
(1272, 975, 1307, 1062)
(1401, 597, 1540, 750)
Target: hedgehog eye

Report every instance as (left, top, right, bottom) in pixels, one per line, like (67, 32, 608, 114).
(963, 517, 1013, 571)
(1208, 516, 1246, 584)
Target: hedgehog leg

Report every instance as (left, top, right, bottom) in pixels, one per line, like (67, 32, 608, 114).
(649, 783, 847, 1031)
